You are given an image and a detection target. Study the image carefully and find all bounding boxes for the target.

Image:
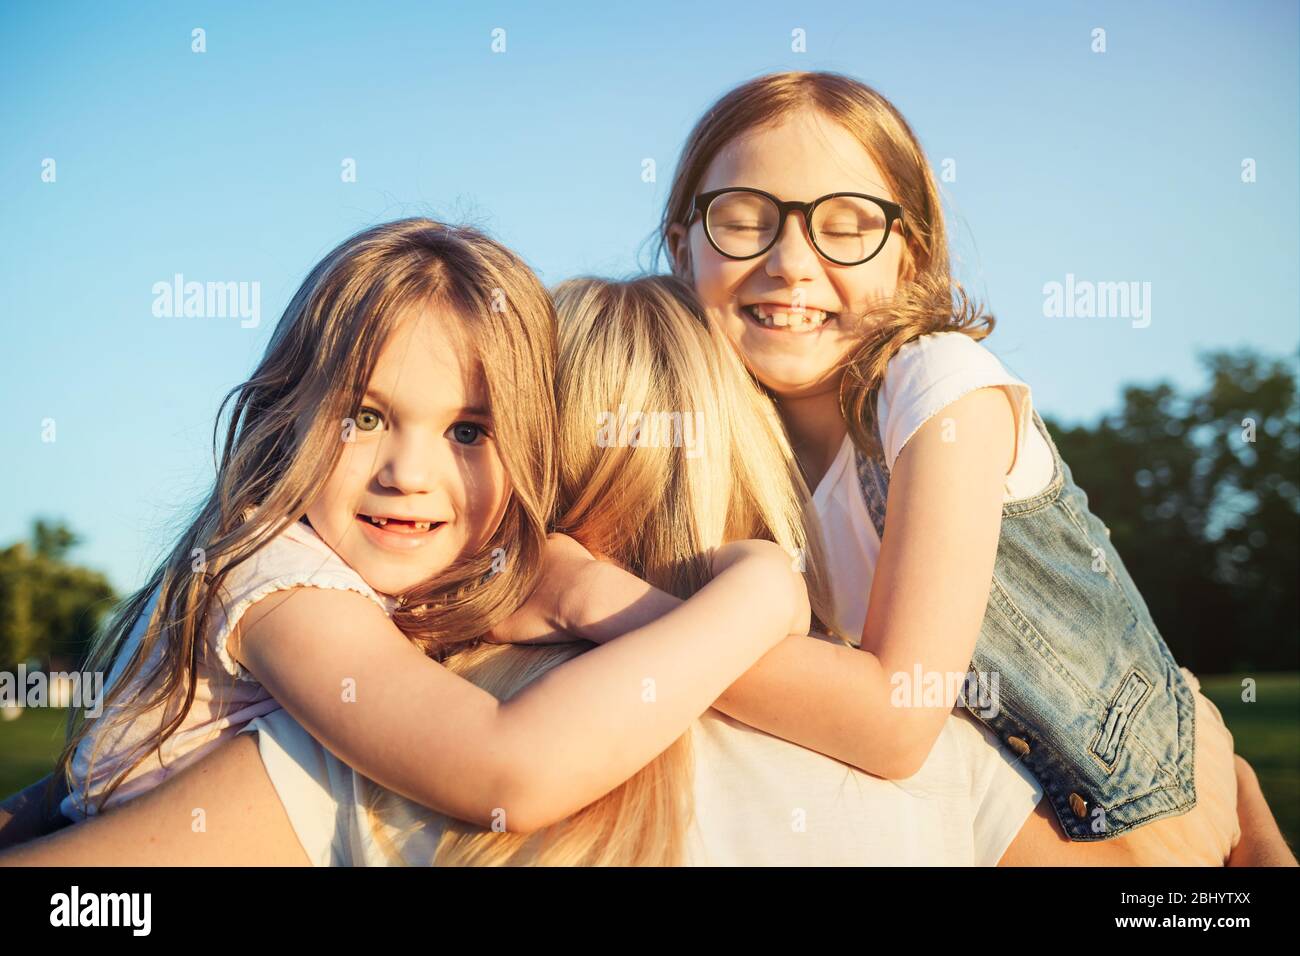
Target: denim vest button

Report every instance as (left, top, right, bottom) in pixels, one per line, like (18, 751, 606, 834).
(1006, 735, 1030, 756)
(1069, 792, 1089, 818)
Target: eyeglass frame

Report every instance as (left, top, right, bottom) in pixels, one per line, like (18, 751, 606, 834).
(688, 186, 905, 267)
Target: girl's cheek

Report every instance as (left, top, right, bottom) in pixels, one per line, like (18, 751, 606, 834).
(687, 237, 733, 307)
(466, 454, 512, 550)
(338, 443, 377, 485)
(311, 451, 367, 519)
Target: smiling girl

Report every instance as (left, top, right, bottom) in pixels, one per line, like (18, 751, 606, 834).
(660, 71, 1243, 862)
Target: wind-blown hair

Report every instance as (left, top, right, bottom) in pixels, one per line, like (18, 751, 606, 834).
(55, 218, 559, 817)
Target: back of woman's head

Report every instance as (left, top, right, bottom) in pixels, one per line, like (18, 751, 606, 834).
(552, 273, 838, 633)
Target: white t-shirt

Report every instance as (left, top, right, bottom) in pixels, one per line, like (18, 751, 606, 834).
(241, 697, 1041, 866)
(814, 331, 1054, 642)
(684, 706, 1040, 865)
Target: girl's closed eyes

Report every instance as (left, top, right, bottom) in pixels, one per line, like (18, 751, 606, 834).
(660, 70, 1246, 864)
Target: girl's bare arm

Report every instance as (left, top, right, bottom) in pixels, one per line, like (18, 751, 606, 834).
(554, 388, 1014, 779)
(229, 541, 802, 835)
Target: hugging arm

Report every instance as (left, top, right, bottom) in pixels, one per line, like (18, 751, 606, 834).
(0, 543, 803, 865)
(559, 388, 1013, 780)
(227, 539, 802, 835)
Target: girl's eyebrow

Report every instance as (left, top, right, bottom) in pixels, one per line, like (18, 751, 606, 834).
(363, 386, 491, 418)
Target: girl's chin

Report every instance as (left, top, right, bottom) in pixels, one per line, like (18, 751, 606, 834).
(724, 332, 849, 393)
(354, 556, 453, 599)
(747, 360, 845, 398)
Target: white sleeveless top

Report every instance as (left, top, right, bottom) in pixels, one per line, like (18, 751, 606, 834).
(61, 517, 396, 821)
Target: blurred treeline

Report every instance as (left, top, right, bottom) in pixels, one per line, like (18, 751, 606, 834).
(0, 521, 115, 670)
(1045, 348, 1298, 673)
(0, 347, 1296, 674)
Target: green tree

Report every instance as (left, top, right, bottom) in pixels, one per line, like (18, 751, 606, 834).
(0, 521, 116, 671)
(1047, 349, 1299, 673)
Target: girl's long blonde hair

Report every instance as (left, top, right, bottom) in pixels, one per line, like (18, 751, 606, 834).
(55, 219, 559, 815)
(367, 275, 842, 866)
(658, 70, 995, 458)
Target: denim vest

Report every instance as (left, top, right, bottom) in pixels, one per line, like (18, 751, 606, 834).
(854, 409, 1196, 840)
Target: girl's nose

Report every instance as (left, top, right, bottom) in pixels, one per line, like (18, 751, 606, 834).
(376, 434, 441, 495)
(764, 211, 820, 283)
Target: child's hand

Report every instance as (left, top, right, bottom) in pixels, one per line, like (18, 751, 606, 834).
(484, 533, 596, 645)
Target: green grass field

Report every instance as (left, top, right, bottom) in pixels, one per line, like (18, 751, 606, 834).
(0, 706, 71, 803)
(1198, 673, 1299, 851)
(2, 673, 1297, 853)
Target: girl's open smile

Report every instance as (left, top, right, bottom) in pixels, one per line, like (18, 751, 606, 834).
(740, 303, 839, 333)
(356, 512, 446, 551)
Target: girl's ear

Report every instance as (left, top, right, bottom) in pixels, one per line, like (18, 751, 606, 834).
(896, 238, 918, 286)
(666, 224, 692, 277)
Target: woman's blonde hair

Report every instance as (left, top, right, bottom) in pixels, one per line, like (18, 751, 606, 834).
(658, 70, 995, 458)
(55, 218, 559, 815)
(366, 274, 842, 866)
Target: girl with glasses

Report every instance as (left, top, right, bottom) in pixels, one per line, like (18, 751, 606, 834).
(662, 71, 1248, 863)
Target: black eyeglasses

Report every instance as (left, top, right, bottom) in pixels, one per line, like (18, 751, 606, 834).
(689, 187, 904, 266)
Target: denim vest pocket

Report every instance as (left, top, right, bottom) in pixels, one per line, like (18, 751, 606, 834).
(1092, 667, 1153, 771)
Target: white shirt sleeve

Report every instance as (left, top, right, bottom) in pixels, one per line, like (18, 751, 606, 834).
(238, 709, 448, 867)
(876, 331, 1037, 476)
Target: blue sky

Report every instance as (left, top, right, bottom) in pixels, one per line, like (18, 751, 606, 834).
(1, 0, 1296, 592)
